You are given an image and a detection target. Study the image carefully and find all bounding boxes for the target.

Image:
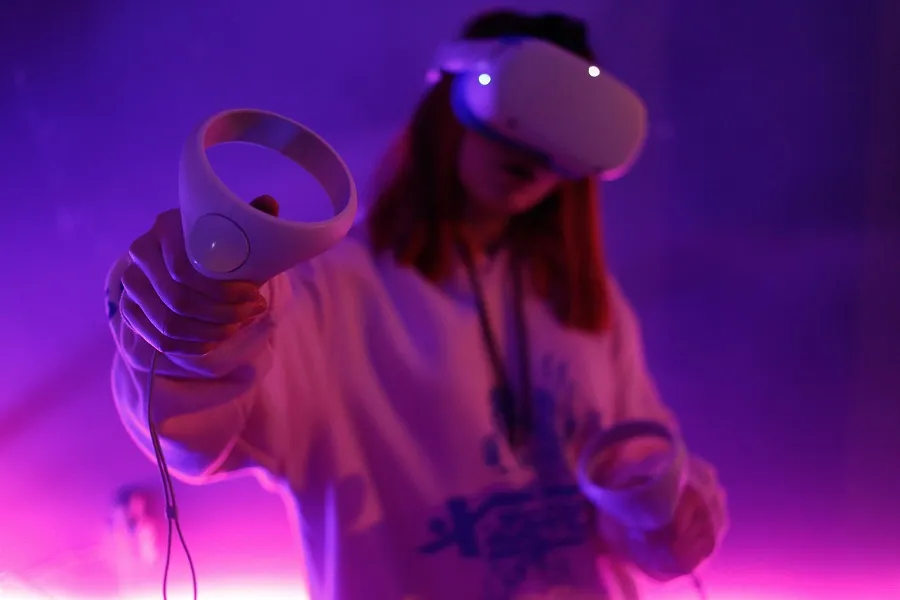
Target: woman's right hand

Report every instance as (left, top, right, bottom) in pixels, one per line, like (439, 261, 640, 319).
(120, 195, 280, 356)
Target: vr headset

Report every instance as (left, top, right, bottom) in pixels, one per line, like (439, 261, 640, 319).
(427, 37, 648, 181)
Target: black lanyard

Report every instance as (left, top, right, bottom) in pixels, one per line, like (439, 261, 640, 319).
(458, 243, 533, 449)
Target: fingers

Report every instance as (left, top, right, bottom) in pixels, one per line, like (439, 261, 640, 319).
(634, 484, 715, 576)
(672, 489, 717, 570)
(249, 194, 279, 216)
(121, 262, 247, 343)
(675, 524, 716, 573)
(119, 207, 275, 356)
(685, 488, 717, 543)
(646, 520, 678, 546)
(119, 290, 212, 356)
(129, 234, 264, 324)
(674, 486, 705, 532)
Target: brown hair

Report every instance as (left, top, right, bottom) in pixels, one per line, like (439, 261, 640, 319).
(366, 10, 610, 332)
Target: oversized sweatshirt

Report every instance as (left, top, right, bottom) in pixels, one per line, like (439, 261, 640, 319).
(106, 233, 727, 600)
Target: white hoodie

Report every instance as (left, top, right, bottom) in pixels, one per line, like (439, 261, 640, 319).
(106, 232, 727, 600)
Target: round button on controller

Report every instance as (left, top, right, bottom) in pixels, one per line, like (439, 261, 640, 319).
(187, 213, 250, 275)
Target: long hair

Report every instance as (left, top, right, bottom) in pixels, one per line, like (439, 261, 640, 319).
(366, 10, 611, 332)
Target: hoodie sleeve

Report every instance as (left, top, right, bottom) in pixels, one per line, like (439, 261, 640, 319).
(606, 280, 729, 548)
(606, 279, 678, 433)
(106, 252, 334, 484)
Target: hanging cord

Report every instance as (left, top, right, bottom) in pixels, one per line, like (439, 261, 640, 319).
(457, 241, 709, 600)
(456, 241, 532, 448)
(145, 349, 198, 599)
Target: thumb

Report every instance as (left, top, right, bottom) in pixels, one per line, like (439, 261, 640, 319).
(249, 194, 279, 217)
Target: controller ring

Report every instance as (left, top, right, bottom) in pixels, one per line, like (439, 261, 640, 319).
(179, 109, 357, 284)
(577, 420, 687, 531)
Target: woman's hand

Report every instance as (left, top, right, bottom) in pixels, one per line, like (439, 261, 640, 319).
(644, 484, 717, 579)
(598, 458, 727, 581)
(120, 196, 279, 356)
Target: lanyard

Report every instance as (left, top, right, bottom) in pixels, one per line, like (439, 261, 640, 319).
(457, 243, 533, 449)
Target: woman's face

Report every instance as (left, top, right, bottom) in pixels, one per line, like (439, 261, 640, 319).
(457, 129, 562, 217)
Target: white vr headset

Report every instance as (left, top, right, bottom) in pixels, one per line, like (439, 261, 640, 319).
(427, 37, 649, 181)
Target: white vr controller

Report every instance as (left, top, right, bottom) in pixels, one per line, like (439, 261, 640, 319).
(577, 420, 688, 532)
(179, 109, 358, 284)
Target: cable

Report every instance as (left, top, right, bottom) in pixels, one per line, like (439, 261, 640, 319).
(691, 572, 708, 600)
(145, 349, 198, 600)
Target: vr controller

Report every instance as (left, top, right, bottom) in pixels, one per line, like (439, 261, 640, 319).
(179, 109, 358, 284)
(577, 420, 688, 532)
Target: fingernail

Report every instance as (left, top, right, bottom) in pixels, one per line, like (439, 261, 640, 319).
(251, 299, 268, 315)
(241, 287, 263, 302)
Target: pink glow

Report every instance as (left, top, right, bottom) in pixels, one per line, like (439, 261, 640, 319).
(1, 571, 897, 600)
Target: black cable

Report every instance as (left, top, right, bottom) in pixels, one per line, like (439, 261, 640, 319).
(146, 349, 198, 600)
(691, 572, 708, 599)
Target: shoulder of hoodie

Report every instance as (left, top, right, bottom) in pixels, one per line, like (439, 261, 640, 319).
(284, 229, 647, 340)
(284, 226, 388, 297)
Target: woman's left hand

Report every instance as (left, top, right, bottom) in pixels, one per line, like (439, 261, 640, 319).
(600, 483, 720, 581)
(639, 484, 718, 578)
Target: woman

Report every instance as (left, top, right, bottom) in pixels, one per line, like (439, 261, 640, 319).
(107, 9, 727, 600)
